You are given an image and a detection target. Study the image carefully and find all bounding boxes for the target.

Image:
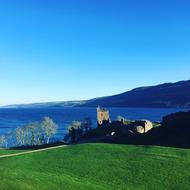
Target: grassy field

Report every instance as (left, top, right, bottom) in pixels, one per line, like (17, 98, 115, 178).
(0, 149, 25, 155)
(0, 143, 190, 190)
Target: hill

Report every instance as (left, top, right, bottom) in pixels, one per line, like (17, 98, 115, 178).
(0, 143, 190, 190)
(2, 100, 86, 109)
(2, 80, 190, 108)
(82, 80, 190, 108)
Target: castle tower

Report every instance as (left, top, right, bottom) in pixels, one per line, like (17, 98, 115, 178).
(97, 107, 110, 126)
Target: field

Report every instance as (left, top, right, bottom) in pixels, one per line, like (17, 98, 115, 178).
(0, 143, 190, 190)
(0, 149, 25, 155)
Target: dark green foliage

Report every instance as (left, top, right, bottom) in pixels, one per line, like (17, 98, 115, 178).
(66, 118, 92, 143)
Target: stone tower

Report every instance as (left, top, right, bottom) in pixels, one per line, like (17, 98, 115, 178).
(97, 107, 110, 126)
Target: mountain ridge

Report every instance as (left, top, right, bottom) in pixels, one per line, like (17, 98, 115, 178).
(82, 80, 190, 108)
(2, 80, 190, 109)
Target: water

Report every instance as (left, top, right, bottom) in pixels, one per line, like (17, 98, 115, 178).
(0, 107, 188, 139)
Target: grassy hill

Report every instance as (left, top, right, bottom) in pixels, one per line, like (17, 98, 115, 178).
(81, 80, 190, 108)
(0, 143, 190, 190)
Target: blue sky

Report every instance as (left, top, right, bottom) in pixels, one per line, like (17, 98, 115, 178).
(0, 0, 190, 105)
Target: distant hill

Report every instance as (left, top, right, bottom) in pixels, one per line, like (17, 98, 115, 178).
(2, 101, 86, 109)
(2, 80, 190, 109)
(81, 80, 190, 108)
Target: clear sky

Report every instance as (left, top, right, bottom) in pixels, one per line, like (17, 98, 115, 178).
(0, 0, 190, 105)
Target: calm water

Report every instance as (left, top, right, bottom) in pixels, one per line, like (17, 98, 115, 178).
(0, 107, 188, 139)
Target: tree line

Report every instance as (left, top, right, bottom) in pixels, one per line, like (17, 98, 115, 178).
(0, 117, 58, 148)
(64, 117, 92, 143)
(0, 117, 93, 148)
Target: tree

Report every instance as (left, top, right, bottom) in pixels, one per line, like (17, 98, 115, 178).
(83, 117, 92, 133)
(28, 122, 41, 146)
(16, 123, 40, 146)
(41, 117, 58, 144)
(15, 127, 26, 146)
(117, 115, 124, 122)
(0, 135, 7, 148)
(66, 118, 93, 143)
(68, 121, 82, 143)
(6, 131, 16, 147)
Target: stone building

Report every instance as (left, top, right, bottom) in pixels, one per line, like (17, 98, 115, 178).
(97, 107, 110, 126)
(134, 120, 153, 134)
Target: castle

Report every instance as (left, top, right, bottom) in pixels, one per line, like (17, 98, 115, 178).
(97, 107, 110, 126)
(96, 107, 153, 134)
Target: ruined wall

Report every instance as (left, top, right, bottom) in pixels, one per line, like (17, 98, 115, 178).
(97, 107, 110, 125)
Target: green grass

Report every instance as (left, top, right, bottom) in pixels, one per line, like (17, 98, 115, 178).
(0, 149, 25, 155)
(0, 143, 190, 190)
(152, 122, 162, 128)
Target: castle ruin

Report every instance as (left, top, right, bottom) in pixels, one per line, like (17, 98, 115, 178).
(97, 107, 110, 126)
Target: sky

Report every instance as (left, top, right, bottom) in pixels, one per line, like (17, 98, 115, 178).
(0, 0, 190, 106)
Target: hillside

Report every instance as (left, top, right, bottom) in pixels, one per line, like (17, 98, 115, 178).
(0, 143, 190, 190)
(2, 100, 86, 109)
(2, 80, 190, 108)
(82, 80, 190, 108)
